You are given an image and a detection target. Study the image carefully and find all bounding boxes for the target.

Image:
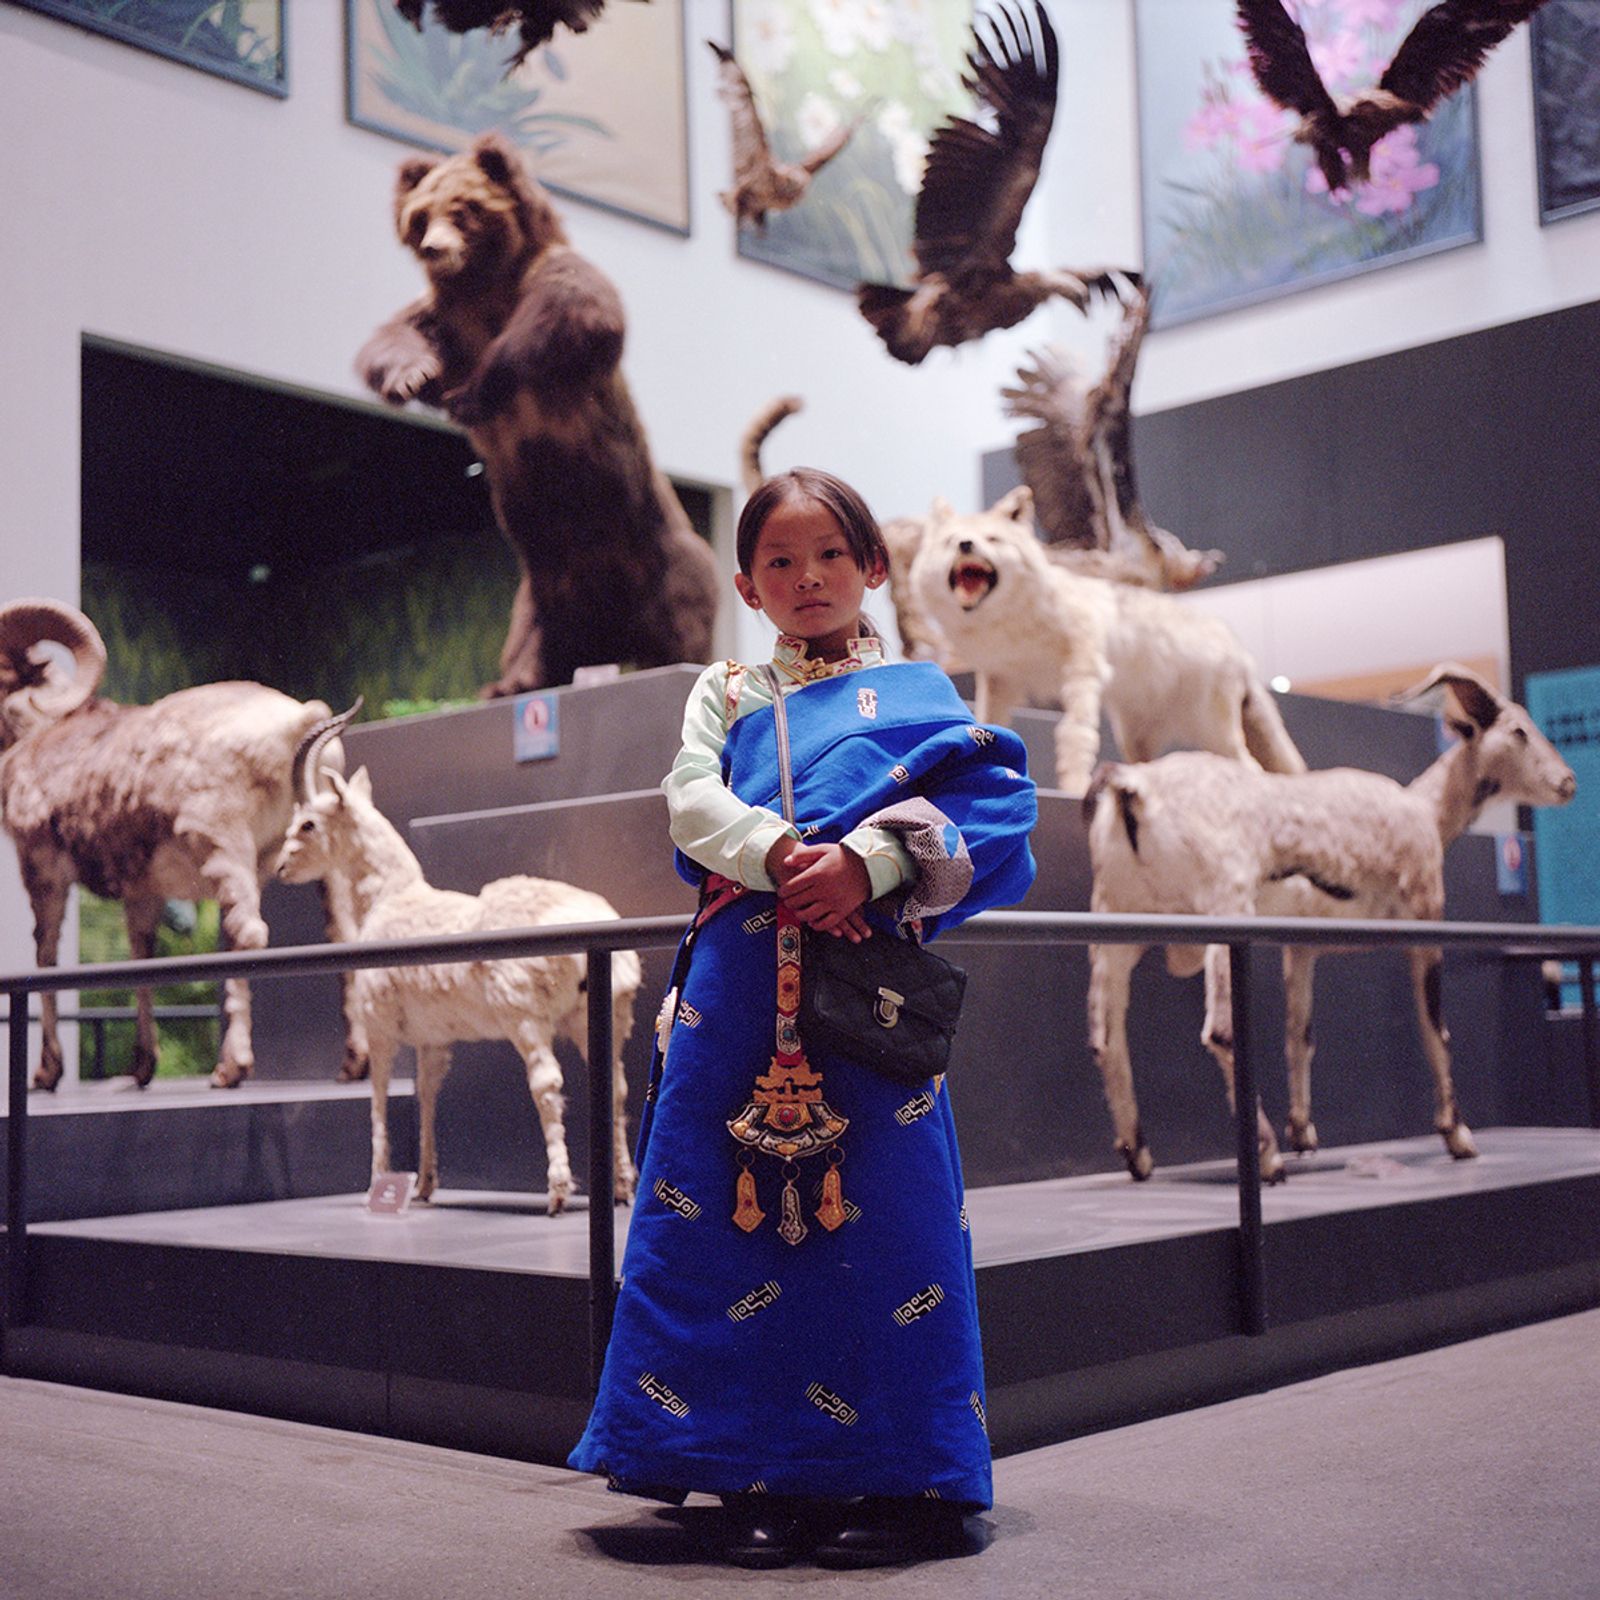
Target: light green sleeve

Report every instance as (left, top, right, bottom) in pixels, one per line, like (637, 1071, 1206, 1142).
(663, 662, 796, 891)
(840, 825, 915, 900)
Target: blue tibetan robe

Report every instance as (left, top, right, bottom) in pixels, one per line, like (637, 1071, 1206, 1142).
(569, 662, 1037, 1508)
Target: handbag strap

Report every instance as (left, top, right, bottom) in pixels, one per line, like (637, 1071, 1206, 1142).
(760, 663, 796, 826)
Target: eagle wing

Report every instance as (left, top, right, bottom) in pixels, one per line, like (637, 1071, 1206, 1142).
(1233, 0, 1339, 121)
(911, 0, 1058, 283)
(1378, 0, 1549, 112)
(1002, 345, 1101, 550)
(707, 41, 774, 189)
(399, 1, 612, 71)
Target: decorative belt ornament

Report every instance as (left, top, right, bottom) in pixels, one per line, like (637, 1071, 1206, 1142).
(727, 900, 849, 1245)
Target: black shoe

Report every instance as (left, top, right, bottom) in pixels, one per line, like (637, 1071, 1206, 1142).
(813, 1497, 969, 1569)
(718, 1501, 808, 1569)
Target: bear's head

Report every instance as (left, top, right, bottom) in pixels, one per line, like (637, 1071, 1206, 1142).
(392, 133, 565, 287)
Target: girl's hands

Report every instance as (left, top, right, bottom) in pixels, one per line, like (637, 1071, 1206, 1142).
(771, 842, 874, 943)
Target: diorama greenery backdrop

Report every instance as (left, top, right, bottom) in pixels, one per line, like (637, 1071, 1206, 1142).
(11, 0, 286, 96)
(731, 0, 973, 290)
(75, 530, 518, 1076)
(1135, 0, 1482, 328)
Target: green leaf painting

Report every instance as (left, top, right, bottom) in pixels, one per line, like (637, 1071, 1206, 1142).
(346, 0, 690, 233)
(1135, 0, 1481, 327)
(731, 0, 974, 291)
(11, 0, 285, 95)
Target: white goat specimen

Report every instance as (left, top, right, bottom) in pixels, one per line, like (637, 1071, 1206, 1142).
(1085, 664, 1575, 1183)
(276, 711, 640, 1212)
(0, 598, 347, 1089)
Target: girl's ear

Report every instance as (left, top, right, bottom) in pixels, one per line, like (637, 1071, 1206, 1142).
(864, 557, 888, 590)
(734, 573, 762, 609)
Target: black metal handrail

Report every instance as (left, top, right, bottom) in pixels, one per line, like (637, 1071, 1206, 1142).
(4, 910, 1599, 1383)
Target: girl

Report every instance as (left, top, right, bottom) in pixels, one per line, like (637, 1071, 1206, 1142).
(569, 469, 1037, 1568)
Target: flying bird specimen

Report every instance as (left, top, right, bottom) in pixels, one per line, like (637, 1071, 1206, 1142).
(707, 40, 860, 231)
(1002, 280, 1222, 592)
(857, 0, 1129, 366)
(1235, 0, 1550, 192)
(394, 0, 637, 72)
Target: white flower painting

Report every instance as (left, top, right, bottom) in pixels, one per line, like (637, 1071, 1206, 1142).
(732, 0, 972, 290)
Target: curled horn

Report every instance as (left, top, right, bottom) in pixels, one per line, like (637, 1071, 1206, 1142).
(291, 698, 364, 803)
(0, 598, 108, 729)
(1393, 663, 1504, 731)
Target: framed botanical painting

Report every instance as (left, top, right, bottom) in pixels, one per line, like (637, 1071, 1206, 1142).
(8, 0, 286, 96)
(346, 0, 690, 235)
(1532, 0, 1600, 224)
(1134, 0, 1482, 328)
(728, 0, 972, 291)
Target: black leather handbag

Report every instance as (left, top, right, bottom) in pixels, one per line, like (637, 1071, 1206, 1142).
(762, 666, 967, 1085)
(801, 925, 967, 1085)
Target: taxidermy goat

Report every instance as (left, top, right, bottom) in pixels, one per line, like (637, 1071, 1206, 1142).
(708, 40, 860, 231)
(908, 488, 1304, 795)
(1085, 664, 1574, 1184)
(0, 598, 357, 1090)
(1236, 0, 1549, 192)
(1003, 279, 1223, 592)
(393, 0, 640, 72)
(277, 706, 641, 1213)
(857, 0, 1131, 365)
(356, 134, 718, 694)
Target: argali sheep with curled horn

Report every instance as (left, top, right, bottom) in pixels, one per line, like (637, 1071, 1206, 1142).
(275, 706, 641, 1212)
(1084, 663, 1576, 1184)
(0, 598, 352, 1089)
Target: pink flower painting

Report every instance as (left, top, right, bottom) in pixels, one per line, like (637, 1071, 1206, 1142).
(1137, 0, 1481, 325)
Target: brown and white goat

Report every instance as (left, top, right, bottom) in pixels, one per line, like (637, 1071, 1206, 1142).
(1085, 664, 1576, 1183)
(275, 710, 640, 1212)
(0, 598, 350, 1089)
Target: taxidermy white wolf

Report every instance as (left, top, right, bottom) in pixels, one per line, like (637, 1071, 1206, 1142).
(909, 487, 1304, 794)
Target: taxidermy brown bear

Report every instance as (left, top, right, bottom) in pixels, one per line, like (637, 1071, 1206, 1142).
(356, 133, 718, 694)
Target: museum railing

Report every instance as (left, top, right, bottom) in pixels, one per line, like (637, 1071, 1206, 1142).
(4, 910, 1599, 1382)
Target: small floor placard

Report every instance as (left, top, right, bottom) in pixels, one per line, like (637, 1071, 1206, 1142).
(367, 1172, 417, 1215)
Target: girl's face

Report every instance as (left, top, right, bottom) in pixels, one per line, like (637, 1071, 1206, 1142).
(735, 495, 886, 661)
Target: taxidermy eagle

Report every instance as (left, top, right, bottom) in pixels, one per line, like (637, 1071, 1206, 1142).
(394, 0, 641, 72)
(1236, 0, 1550, 192)
(857, 0, 1127, 366)
(1003, 280, 1222, 592)
(708, 41, 860, 231)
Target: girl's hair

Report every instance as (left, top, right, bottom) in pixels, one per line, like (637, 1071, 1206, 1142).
(736, 468, 890, 579)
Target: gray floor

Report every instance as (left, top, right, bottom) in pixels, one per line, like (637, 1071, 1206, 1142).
(31, 1125, 1600, 1275)
(4, 1305, 1598, 1600)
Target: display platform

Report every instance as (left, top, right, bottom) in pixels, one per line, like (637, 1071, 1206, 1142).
(4, 1128, 1597, 1469)
(8, 666, 1596, 1473)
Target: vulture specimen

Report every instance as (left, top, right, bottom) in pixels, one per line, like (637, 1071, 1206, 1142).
(707, 41, 860, 231)
(1236, 0, 1550, 192)
(857, 0, 1127, 366)
(394, 0, 634, 72)
(1003, 281, 1222, 592)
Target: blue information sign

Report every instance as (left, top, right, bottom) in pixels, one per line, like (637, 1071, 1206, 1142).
(513, 691, 560, 763)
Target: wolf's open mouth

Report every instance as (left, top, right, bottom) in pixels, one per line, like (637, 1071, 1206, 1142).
(949, 556, 997, 610)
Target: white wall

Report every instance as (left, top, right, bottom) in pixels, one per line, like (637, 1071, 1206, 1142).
(3, 0, 1597, 983)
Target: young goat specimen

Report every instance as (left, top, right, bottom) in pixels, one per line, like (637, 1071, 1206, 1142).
(276, 710, 640, 1212)
(1085, 664, 1575, 1183)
